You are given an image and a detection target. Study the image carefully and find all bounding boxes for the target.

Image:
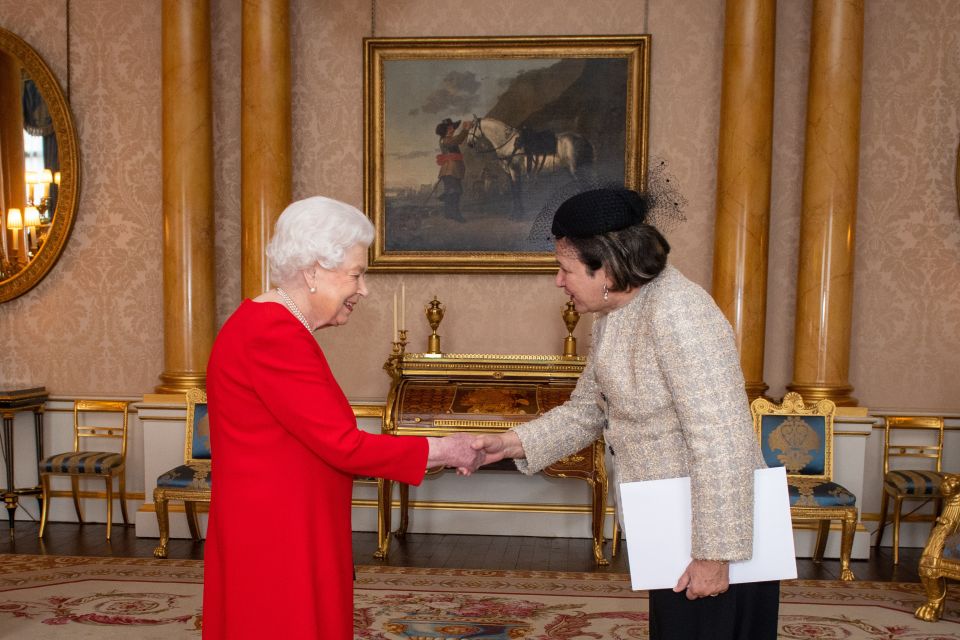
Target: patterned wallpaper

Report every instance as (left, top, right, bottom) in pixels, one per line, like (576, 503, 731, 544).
(0, 0, 957, 411)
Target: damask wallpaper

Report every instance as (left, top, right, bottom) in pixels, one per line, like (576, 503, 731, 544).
(0, 0, 957, 411)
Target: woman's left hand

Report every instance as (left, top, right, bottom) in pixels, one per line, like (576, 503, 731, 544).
(673, 559, 729, 600)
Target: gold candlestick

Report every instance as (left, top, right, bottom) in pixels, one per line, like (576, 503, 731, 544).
(425, 297, 445, 355)
(562, 298, 580, 357)
(383, 329, 408, 383)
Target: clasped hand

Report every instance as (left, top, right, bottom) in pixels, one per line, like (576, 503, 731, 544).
(426, 432, 523, 476)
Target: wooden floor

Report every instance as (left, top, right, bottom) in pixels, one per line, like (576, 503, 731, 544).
(0, 520, 924, 583)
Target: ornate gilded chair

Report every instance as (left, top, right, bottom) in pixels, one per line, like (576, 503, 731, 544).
(875, 415, 946, 565)
(751, 392, 857, 581)
(153, 388, 210, 559)
(39, 399, 131, 540)
(915, 473, 960, 622)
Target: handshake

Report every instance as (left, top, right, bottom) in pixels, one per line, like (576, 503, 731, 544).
(425, 431, 524, 476)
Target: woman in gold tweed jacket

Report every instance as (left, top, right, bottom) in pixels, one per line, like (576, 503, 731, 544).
(474, 186, 776, 640)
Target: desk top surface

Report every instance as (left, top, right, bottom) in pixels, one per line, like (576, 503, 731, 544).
(0, 386, 48, 408)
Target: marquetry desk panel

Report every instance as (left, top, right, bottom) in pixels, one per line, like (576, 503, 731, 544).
(0, 386, 48, 537)
(379, 352, 608, 566)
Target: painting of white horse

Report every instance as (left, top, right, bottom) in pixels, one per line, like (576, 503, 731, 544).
(466, 117, 595, 217)
(367, 36, 650, 270)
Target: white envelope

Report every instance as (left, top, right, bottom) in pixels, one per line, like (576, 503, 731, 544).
(618, 466, 797, 591)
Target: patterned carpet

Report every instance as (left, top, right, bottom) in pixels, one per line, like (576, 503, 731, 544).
(1, 554, 959, 638)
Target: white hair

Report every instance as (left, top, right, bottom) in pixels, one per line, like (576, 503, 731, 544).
(266, 196, 374, 285)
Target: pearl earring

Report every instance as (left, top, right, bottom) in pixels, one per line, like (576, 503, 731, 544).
(309, 286, 317, 294)
(603, 284, 609, 301)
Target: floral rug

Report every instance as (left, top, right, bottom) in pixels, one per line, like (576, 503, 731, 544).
(2, 554, 960, 638)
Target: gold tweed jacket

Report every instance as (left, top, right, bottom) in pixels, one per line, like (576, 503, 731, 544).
(513, 265, 766, 561)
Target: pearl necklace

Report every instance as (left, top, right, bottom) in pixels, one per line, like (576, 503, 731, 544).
(275, 287, 313, 332)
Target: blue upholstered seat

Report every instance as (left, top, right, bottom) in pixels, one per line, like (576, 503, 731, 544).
(157, 463, 211, 490)
(788, 479, 857, 508)
(884, 470, 944, 497)
(943, 531, 960, 561)
(41, 451, 123, 474)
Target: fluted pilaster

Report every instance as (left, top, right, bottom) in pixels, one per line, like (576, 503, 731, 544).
(711, 0, 776, 401)
(788, 0, 864, 406)
(158, 0, 216, 393)
(241, 0, 291, 298)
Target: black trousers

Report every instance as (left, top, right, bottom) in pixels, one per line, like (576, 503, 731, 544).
(648, 580, 780, 640)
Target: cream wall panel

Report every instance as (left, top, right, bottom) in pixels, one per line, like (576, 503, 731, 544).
(0, 0, 956, 412)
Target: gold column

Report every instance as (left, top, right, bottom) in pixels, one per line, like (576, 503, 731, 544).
(158, 0, 216, 393)
(241, 0, 291, 298)
(788, 0, 864, 406)
(711, 0, 776, 401)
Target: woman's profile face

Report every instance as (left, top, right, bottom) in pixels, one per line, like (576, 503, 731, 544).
(310, 243, 369, 329)
(554, 238, 609, 313)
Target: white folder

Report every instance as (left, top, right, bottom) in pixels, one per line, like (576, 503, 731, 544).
(618, 466, 797, 591)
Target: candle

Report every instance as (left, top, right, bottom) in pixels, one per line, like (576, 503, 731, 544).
(393, 291, 398, 339)
(400, 282, 405, 330)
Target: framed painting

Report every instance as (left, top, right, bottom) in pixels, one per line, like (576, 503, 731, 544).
(363, 35, 651, 272)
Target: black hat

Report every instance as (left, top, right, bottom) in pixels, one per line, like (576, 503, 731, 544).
(551, 187, 651, 238)
(435, 118, 461, 136)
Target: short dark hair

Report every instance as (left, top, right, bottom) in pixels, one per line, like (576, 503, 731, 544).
(564, 223, 670, 291)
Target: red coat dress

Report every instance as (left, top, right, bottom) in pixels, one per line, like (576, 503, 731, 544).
(201, 300, 428, 639)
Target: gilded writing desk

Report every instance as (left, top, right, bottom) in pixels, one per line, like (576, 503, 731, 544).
(378, 345, 609, 565)
(0, 386, 48, 537)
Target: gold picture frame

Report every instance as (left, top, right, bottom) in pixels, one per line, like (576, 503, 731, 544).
(363, 35, 650, 273)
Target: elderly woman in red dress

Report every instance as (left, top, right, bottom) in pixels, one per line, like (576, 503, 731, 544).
(201, 196, 483, 639)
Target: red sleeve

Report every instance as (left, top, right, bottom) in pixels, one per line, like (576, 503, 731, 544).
(244, 307, 428, 486)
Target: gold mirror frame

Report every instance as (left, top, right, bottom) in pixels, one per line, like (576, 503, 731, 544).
(0, 26, 79, 303)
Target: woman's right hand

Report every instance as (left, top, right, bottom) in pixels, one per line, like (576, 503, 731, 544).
(426, 433, 486, 475)
(471, 431, 525, 466)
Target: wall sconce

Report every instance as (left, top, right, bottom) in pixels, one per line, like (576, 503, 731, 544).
(7, 207, 23, 253)
(23, 206, 41, 253)
(24, 169, 54, 221)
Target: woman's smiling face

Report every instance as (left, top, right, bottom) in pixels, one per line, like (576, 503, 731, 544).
(310, 243, 369, 328)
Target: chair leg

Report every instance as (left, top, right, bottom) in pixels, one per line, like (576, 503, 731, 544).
(611, 517, 620, 557)
(70, 475, 84, 523)
(892, 496, 904, 565)
(813, 520, 830, 562)
(118, 472, 129, 525)
(38, 474, 51, 539)
(397, 483, 410, 537)
(184, 501, 202, 541)
(875, 489, 889, 547)
(915, 575, 947, 622)
(104, 476, 113, 540)
(153, 488, 170, 559)
(839, 510, 856, 581)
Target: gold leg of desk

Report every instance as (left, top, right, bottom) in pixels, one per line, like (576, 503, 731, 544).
(374, 478, 392, 560)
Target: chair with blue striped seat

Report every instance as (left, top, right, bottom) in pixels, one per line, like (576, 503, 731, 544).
(875, 415, 946, 566)
(39, 399, 131, 540)
(153, 388, 210, 559)
(751, 392, 857, 581)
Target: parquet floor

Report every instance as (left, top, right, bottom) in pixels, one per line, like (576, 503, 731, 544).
(0, 520, 924, 583)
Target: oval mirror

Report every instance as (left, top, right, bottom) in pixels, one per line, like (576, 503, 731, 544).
(0, 26, 79, 302)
